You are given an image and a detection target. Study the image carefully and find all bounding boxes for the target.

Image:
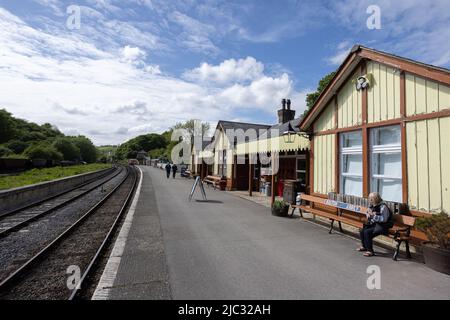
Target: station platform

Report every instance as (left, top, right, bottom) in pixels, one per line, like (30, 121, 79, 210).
(93, 166, 450, 300)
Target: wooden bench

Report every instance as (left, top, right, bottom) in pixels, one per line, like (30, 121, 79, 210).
(291, 194, 416, 261)
(203, 175, 225, 190)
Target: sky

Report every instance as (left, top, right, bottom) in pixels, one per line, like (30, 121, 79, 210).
(0, 0, 449, 145)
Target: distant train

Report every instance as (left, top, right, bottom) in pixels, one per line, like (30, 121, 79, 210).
(128, 159, 139, 166)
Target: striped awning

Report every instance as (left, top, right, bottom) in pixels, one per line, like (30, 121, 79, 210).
(236, 135, 310, 155)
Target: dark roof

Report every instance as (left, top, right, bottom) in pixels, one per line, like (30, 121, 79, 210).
(217, 120, 271, 132)
(202, 137, 212, 149)
(248, 117, 303, 141)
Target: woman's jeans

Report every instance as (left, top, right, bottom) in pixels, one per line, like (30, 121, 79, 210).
(360, 223, 388, 252)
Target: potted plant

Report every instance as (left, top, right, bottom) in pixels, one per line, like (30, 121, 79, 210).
(415, 212, 450, 274)
(219, 177, 227, 191)
(272, 200, 290, 217)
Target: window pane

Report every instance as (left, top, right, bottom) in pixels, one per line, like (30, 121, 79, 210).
(370, 125, 402, 202)
(342, 154, 362, 175)
(342, 131, 362, 148)
(372, 125, 400, 146)
(371, 178, 402, 202)
(343, 177, 362, 196)
(372, 153, 401, 177)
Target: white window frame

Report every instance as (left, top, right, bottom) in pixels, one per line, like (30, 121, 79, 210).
(370, 125, 402, 201)
(340, 131, 363, 196)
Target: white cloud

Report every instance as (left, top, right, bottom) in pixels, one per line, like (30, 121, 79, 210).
(121, 45, 147, 63)
(219, 73, 293, 110)
(183, 57, 264, 84)
(168, 10, 220, 55)
(326, 41, 352, 65)
(0, 8, 304, 145)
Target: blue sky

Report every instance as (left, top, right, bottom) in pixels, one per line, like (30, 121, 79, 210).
(0, 0, 449, 145)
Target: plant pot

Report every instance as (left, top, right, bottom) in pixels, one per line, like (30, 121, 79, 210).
(422, 242, 450, 275)
(272, 205, 289, 217)
(219, 180, 227, 191)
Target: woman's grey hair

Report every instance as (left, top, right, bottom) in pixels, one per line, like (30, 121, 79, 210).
(368, 192, 382, 205)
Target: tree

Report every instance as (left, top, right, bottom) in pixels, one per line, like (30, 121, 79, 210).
(0, 109, 15, 143)
(52, 138, 80, 161)
(71, 136, 98, 163)
(25, 143, 63, 160)
(5, 140, 29, 154)
(304, 71, 337, 116)
(173, 119, 210, 146)
(0, 146, 13, 157)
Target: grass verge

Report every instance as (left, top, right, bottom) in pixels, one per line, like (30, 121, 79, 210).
(0, 163, 112, 190)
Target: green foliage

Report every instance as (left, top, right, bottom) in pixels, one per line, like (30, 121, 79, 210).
(272, 199, 289, 210)
(3, 153, 29, 159)
(0, 163, 111, 190)
(0, 109, 15, 143)
(25, 143, 63, 161)
(52, 138, 80, 161)
(116, 133, 167, 160)
(72, 136, 98, 163)
(303, 71, 337, 118)
(0, 146, 13, 157)
(5, 140, 29, 154)
(97, 145, 118, 163)
(415, 212, 450, 249)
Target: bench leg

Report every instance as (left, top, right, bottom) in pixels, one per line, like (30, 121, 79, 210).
(338, 221, 343, 233)
(329, 220, 335, 234)
(393, 240, 402, 261)
(405, 241, 412, 259)
(299, 209, 303, 218)
(289, 207, 295, 218)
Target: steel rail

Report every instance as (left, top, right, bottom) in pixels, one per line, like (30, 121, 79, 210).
(0, 166, 116, 220)
(0, 166, 124, 239)
(0, 166, 133, 293)
(68, 166, 138, 300)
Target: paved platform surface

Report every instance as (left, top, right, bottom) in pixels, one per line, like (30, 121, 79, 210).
(96, 166, 450, 300)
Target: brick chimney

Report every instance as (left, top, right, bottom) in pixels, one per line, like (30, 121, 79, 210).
(277, 98, 295, 124)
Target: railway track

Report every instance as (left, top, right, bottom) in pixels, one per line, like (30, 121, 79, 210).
(0, 166, 123, 238)
(0, 167, 116, 219)
(0, 166, 139, 300)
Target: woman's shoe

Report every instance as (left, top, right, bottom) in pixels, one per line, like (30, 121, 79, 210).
(356, 247, 367, 252)
(363, 251, 375, 257)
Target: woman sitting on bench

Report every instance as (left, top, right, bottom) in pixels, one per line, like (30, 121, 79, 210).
(357, 192, 394, 257)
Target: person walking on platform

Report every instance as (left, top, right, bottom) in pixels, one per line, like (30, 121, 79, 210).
(165, 163, 171, 179)
(172, 164, 178, 179)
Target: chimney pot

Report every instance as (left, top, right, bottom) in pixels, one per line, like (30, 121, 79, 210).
(282, 99, 286, 110)
(287, 99, 291, 110)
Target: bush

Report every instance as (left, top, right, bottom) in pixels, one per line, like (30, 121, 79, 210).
(5, 140, 29, 154)
(272, 199, 289, 210)
(416, 212, 450, 249)
(52, 138, 80, 161)
(0, 146, 13, 157)
(72, 136, 97, 163)
(25, 143, 63, 161)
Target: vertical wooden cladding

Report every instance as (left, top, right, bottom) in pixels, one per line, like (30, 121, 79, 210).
(314, 101, 335, 132)
(405, 73, 450, 116)
(406, 116, 450, 213)
(337, 70, 362, 129)
(367, 61, 401, 123)
(313, 134, 336, 194)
